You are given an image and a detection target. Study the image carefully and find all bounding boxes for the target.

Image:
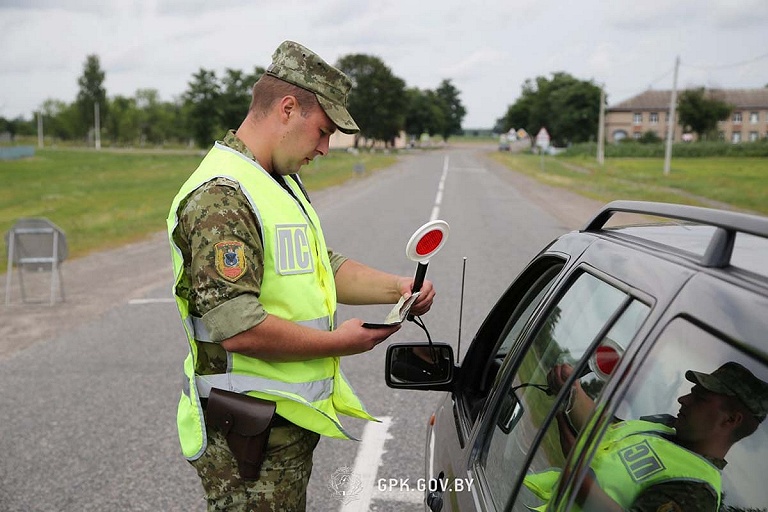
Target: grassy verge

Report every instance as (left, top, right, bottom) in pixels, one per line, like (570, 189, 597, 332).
(489, 152, 768, 215)
(0, 148, 397, 273)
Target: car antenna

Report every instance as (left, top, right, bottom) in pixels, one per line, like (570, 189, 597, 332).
(457, 257, 467, 365)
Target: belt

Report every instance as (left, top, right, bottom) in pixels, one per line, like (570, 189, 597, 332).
(199, 397, 292, 427)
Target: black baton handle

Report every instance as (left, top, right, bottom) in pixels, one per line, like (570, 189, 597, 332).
(412, 261, 429, 293)
(408, 262, 429, 321)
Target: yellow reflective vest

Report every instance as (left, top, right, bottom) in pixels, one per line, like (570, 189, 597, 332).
(167, 143, 375, 460)
(524, 419, 722, 510)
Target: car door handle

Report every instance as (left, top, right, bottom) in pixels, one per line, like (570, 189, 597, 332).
(427, 488, 444, 512)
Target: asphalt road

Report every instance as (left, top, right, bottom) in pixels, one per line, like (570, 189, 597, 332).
(0, 146, 601, 511)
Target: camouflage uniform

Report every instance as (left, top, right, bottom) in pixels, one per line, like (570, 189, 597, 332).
(173, 130, 340, 511)
(172, 131, 348, 377)
(190, 414, 320, 511)
(171, 41, 361, 511)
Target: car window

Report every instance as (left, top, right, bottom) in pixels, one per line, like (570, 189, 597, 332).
(461, 258, 565, 425)
(475, 271, 650, 511)
(495, 265, 561, 357)
(556, 318, 768, 511)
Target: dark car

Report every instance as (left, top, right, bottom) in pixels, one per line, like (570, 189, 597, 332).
(386, 201, 768, 512)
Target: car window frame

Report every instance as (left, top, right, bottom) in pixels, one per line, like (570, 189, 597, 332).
(453, 255, 568, 443)
(468, 264, 654, 511)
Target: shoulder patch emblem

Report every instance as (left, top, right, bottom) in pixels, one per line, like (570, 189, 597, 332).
(214, 241, 246, 282)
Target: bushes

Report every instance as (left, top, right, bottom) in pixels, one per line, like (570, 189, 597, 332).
(562, 139, 768, 158)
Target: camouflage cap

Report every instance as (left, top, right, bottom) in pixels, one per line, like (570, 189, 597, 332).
(266, 40, 359, 134)
(686, 362, 768, 421)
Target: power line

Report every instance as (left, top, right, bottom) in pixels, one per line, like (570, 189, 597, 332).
(682, 51, 768, 70)
(647, 66, 675, 89)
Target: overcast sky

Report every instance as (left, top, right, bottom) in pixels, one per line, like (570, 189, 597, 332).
(2, 0, 767, 128)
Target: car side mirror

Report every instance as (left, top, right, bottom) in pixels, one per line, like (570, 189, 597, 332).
(385, 342, 455, 390)
(497, 387, 525, 434)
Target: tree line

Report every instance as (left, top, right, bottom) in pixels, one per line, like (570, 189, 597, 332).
(494, 72, 739, 146)
(1, 54, 466, 148)
(2, 54, 741, 150)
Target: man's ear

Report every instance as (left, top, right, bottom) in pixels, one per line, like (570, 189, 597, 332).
(723, 409, 744, 429)
(279, 95, 297, 123)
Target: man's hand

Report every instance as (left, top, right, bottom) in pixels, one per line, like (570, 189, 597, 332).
(547, 363, 595, 432)
(334, 318, 400, 355)
(397, 277, 435, 317)
(547, 363, 580, 395)
(221, 314, 399, 361)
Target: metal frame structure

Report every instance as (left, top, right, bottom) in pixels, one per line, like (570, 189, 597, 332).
(4, 218, 67, 305)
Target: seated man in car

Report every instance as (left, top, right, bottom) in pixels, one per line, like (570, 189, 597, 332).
(524, 361, 768, 511)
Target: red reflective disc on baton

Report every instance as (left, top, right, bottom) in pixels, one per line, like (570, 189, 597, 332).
(406, 220, 449, 263)
(595, 345, 620, 376)
(416, 230, 444, 256)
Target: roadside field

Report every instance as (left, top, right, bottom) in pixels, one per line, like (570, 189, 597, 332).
(0, 148, 396, 273)
(489, 152, 768, 215)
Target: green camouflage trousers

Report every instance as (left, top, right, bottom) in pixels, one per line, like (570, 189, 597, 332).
(190, 422, 321, 511)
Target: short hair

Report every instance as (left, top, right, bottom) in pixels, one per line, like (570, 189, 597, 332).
(248, 74, 319, 118)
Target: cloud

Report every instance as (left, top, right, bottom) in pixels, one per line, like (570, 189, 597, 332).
(603, 0, 702, 29)
(1, 0, 767, 126)
(0, 0, 107, 13)
(706, 0, 768, 28)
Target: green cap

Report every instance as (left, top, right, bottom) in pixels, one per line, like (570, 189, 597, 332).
(686, 362, 768, 421)
(266, 40, 359, 134)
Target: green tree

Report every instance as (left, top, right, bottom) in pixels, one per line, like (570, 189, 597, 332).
(335, 54, 407, 147)
(75, 54, 108, 139)
(497, 72, 601, 146)
(677, 88, 732, 140)
(404, 87, 446, 140)
(0, 116, 15, 141)
(435, 79, 466, 141)
(159, 97, 192, 146)
(40, 99, 80, 141)
(548, 78, 601, 145)
(106, 95, 139, 144)
(183, 68, 222, 148)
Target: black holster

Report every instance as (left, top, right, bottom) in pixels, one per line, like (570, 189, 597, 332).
(206, 388, 276, 481)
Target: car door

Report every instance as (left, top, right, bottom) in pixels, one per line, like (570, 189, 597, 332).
(424, 251, 572, 512)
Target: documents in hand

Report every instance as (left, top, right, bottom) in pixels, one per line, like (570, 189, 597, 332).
(362, 292, 421, 328)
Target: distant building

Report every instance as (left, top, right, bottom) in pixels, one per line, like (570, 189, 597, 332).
(329, 130, 407, 150)
(605, 88, 768, 143)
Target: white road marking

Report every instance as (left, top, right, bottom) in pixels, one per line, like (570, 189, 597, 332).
(339, 416, 393, 512)
(370, 487, 424, 504)
(430, 155, 450, 221)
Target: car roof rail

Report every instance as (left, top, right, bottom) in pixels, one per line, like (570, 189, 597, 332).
(581, 200, 768, 268)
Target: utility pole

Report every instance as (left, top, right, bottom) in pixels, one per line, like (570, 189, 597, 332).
(663, 56, 680, 176)
(597, 87, 605, 165)
(37, 111, 44, 148)
(94, 101, 101, 150)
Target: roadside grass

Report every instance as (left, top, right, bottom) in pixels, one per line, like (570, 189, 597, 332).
(0, 148, 397, 273)
(489, 152, 768, 215)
